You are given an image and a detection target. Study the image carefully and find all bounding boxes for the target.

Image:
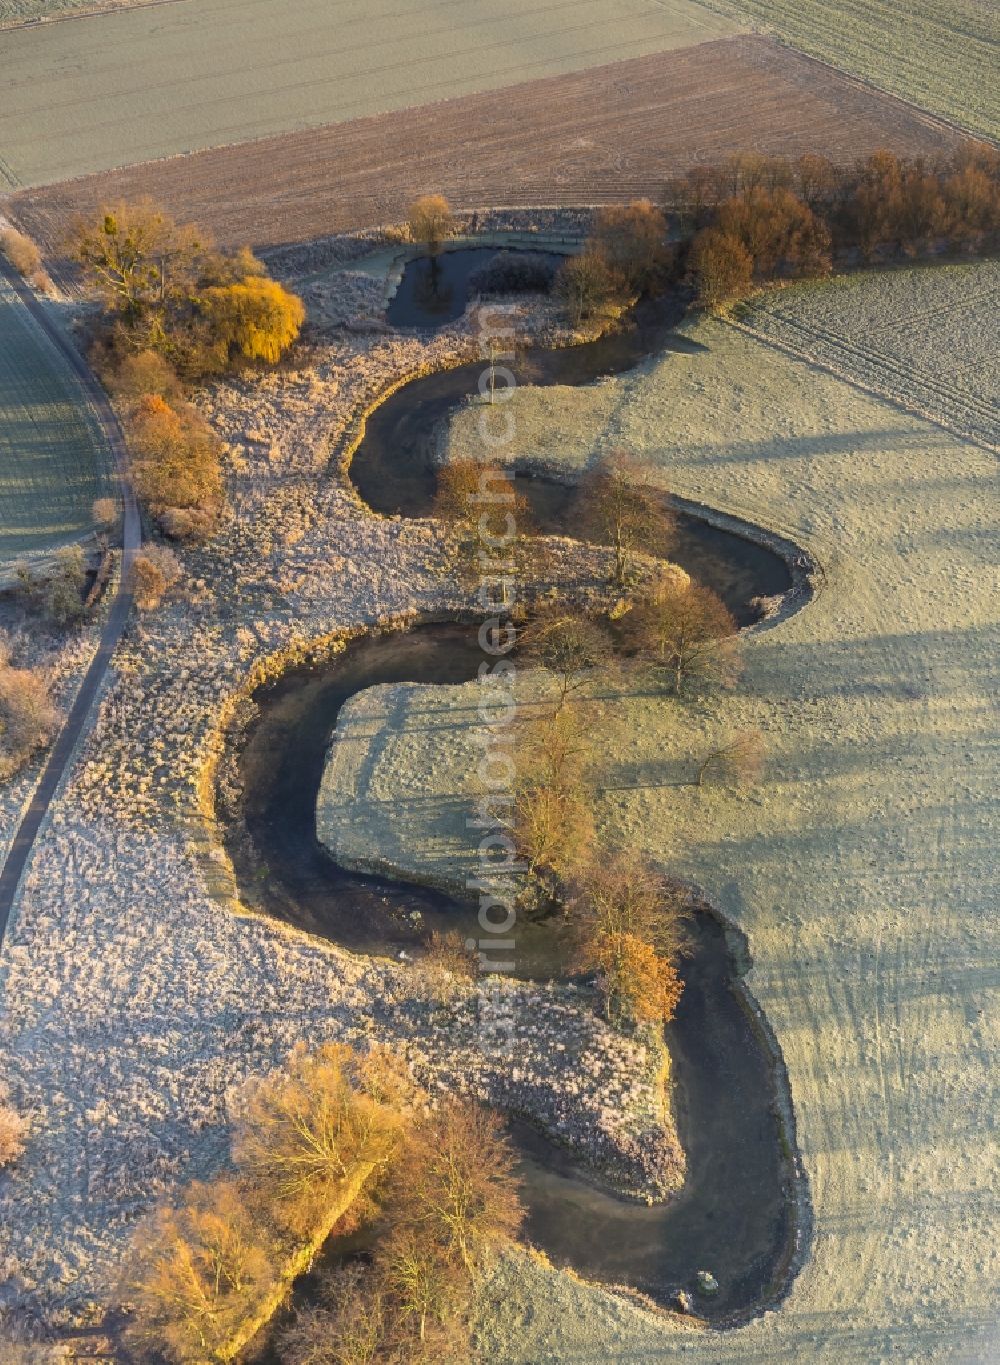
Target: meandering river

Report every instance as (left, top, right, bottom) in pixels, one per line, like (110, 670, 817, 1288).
(223, 276, 804, 1322)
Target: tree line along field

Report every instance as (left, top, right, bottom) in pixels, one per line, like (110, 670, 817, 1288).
(701, 0, 999, 141)
(8, 38, 972, 255)
(0, 0, 741, 188)
(0, 274, 111, 566)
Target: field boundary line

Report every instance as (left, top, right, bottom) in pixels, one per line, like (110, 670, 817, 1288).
(0, 258, 140, 942)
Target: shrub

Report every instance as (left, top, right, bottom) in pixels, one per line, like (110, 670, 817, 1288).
(0, 1086, 28, 1167)
(579, 929, 684, 1026)
(416, 930, 476, 1008)
(28, 545, 88, 627)
(696, 728, 766, 787)
(0, 663, 62, 780)
(105, 348, 181, 403)
(131, 545, 182, 611)
(92, 496, 119, 531)
(0, 228, 41, 280)
(569, 853, 690, 961)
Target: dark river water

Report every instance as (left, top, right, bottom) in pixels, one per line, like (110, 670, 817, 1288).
(224, 282, 802, 1329)
(386, 246, 566, 329)
(230, 625, 797, 1322)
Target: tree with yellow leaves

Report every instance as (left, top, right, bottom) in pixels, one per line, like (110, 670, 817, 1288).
(200, 276, 305, 365)
(124, 1179, 275, 1363)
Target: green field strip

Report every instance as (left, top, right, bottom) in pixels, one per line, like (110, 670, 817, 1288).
(0, 278, 112, 561)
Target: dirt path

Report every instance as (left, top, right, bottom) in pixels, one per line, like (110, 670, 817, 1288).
(0, 259, 140, 939)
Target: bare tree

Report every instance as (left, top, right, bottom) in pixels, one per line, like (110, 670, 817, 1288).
(432, 458, 534, 601)
(573, 450, 674, 589)
(624, 577, 740, 694)
(520, 604, 612, 711)
(506, 704, 598, 894)
(554, 248, 624, 325)
(696, 728, 766, 787)
(569, 852, 690, 963)
(392, 1100, 524, 1272)
(233, 1043, 403, 1234)
(279, 1263, 387, 1365)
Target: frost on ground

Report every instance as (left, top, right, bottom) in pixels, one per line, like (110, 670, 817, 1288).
(745, 261, 1000, 452)
(439, 292, 999, 1361)
(0, 288, 680, 1322)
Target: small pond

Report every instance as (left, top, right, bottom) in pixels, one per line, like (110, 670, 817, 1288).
(386, 246, 567, 330)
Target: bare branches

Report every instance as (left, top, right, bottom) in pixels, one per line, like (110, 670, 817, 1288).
(696, 728, 766, 787)
(573, 450, 674, 589)
(519, 604, 613, 711)
(623, 576, 740, 694)
(232, 1043, 404, 1234)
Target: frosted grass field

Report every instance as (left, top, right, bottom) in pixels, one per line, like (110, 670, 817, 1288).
(0, 0, 739, 188)
(704, 0, 999, 137)
(748, 262, 1000, 451)
(0, 276, 110, 565)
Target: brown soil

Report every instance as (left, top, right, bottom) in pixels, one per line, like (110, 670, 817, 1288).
(9, 36, 971, 253)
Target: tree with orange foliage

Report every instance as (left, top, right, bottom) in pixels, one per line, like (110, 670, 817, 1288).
(593, 199, 669, 288)
(408, 194, 455, 255)
(125, 1179, 276, 1363)
(125, 393, 223, 525)
(689, 226, 753, 309)
(717, 186, 831, 278)
(200, 276, 305, 366)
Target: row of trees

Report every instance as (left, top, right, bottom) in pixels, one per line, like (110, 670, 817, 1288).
(434, 450, 764, 1027)
(684, 144, 1000, 308)
(66, 199, 305, 539)
(127, 1043, 523, 1363)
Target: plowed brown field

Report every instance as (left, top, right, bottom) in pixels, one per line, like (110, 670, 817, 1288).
(10, 36, 971, 253)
